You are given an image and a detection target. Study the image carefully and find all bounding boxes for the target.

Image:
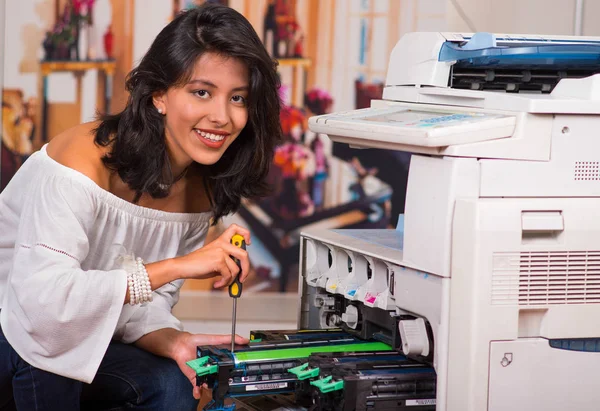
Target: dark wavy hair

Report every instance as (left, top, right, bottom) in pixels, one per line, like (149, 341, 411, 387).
(94, 4, 282, 222)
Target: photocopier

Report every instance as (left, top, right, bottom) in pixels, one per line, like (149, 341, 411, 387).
(300, 31, 600, 411)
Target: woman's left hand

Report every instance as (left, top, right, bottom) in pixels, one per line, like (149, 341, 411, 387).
(172, 332, 249, 399)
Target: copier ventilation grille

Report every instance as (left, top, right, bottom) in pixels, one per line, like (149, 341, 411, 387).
(574, 161, 600, 181)
(492, 251, 600, 305)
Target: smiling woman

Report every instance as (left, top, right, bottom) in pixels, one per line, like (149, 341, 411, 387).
(95, 4, 282, 220)
(153, 52, 250, 167)
(0, 3, 282, 411)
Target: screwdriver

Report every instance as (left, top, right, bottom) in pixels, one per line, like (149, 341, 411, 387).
(229, 234, 246, 353)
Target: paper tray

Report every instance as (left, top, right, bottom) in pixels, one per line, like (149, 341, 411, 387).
(309, 104, 516, 149)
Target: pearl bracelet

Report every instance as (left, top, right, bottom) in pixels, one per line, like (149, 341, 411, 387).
(120, 253, 153, 305)
(134, 257, 153, 304)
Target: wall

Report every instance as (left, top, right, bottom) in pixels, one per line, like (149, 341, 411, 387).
(582, 0, 600, 36)
(132, 0, 246, 65)
(0, 0, 4, 133)
(132, 0, 170, 66)
(328, 0, 447, 113)
(447, 0, 580, 35)
(4, 0, 55, 101)
(0, 1, 4, 85)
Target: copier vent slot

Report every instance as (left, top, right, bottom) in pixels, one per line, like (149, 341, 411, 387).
(492, 251, 600, 305)
(574, 161, 600, 181)
(450, 66, 600, 93)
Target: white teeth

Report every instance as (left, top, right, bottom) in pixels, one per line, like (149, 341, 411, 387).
(196, 130, 225, 141)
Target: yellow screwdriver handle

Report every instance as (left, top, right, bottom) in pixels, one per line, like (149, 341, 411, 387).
(229, 234, 246, 298)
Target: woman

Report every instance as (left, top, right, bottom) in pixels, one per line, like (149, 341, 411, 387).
(0, 4, 281, 410)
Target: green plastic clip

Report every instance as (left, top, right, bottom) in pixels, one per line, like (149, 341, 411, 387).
(186, 356, 218, 377)
(310, 376, 344, 393)
(288, 363, 320, 380)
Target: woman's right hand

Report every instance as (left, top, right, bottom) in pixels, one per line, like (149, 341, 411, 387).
(174, 223, 251, 288)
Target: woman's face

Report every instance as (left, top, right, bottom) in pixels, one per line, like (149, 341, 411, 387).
(154, 52, 249, 168)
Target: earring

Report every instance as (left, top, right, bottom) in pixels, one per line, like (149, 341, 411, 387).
(157, 108, 163, 114)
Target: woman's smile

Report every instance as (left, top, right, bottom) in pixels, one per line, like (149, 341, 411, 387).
(194, 128, 229, 148)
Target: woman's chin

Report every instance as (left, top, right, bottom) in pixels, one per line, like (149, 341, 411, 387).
(191, 152, 223, 166)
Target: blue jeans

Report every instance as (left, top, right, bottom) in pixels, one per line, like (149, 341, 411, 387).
(0, 322, 198, 411)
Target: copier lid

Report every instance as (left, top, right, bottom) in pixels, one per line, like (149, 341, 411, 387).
(439, 33, 600, 69)
(309, 105, 516, 148)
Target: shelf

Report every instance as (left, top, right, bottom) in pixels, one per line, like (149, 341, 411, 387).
(39, 60, 116, 75)
(39, 59, 117, 142)
(277, 58, 312, 68)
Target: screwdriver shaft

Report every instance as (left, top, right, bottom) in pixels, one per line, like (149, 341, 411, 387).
(231, 298, 237, 352)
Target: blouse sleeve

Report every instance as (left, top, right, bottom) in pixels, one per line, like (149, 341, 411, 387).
(118, 279, 185, 343)
(1, 175, 127, 383)
(117, 221, 209, 343)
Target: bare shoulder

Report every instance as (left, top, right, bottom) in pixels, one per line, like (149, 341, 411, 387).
(46, 121, 111, 189)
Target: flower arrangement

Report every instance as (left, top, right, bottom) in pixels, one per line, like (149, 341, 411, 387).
(304, 88, 333, 116)
(42, 0, 96, 61)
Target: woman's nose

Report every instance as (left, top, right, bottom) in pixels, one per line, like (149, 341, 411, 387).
(207, 99, 229, 126)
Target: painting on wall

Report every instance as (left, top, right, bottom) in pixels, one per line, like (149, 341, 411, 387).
(1, 89, 38, 191)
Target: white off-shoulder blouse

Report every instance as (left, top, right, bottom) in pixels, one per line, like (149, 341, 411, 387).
(0, 145, 211, 383)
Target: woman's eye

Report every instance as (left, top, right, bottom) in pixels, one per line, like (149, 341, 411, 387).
(232, 95, 246, 104)
(194, 90, 210, 99)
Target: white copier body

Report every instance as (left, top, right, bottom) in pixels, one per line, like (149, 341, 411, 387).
(298, 32, 600, 410)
